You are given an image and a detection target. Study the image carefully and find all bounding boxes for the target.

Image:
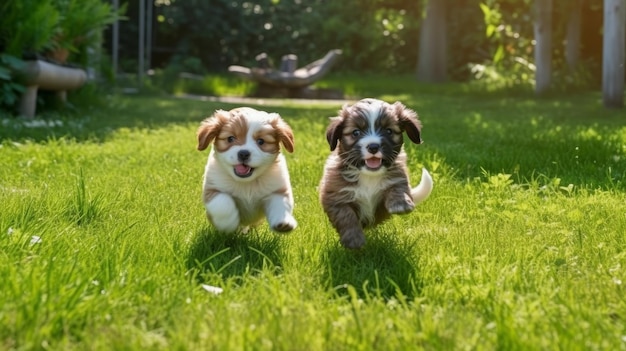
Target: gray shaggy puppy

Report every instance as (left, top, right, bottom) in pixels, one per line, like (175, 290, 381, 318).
(319, 98, 433, 249)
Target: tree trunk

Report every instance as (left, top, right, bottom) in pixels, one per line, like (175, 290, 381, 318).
(602, 0, 625, 108)
(565, 0, 583, 69)
(534, 0, 553, 95)
(416, 0, 447, 83)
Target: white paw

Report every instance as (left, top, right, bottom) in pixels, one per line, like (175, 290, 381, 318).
(206, 193, 240, 233)
(270, 214, 297, 233)
(264, 194, 296, 233)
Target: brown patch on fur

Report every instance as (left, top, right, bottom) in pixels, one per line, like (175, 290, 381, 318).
(326, 117, 344, 151)
(270, 115, 295, 153)
(253, 125, 280, 154)
(203, 188, 222, 204)
(340, 115, 368, 147)
(197, 110, 231, 151)
(377, 111, 404, 144)
(273, 186, 290, 196)
(214, 113, 248, 152)
(392, 101, 422, 144)
(197, 109, 252, 153)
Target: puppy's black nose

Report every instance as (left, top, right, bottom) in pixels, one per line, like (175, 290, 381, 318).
(237, 150, 251, 162)
(366, 143, 380, 154)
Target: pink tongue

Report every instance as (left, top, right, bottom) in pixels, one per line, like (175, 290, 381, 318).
(234, 164, 252, 175)
(365, 158, 382, 169)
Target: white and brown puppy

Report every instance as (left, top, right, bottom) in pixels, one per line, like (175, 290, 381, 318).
(319, 98, 433, 249)
(197, 107, 297, 234)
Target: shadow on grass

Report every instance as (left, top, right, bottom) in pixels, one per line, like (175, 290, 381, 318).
(322, 228, 422, 300)
(186, 226, 284, 283)
(3, 91, 623, 190)
(402, 94, 626, 191)
(0, 94, 337, 144)
(0, 94, 245, 144)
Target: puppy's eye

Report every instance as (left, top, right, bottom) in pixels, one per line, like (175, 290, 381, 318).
(256, 138, 265, 146)
(227, 136, 235, 143)
(386, 128, 393, 135)
(352, 130, 361, 137)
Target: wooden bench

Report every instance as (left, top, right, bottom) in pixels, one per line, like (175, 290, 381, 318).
(228, 49, 343, 99)
(19, 60, 87, 118)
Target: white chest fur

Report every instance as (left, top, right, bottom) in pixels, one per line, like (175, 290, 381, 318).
(346, 172, 387, 225)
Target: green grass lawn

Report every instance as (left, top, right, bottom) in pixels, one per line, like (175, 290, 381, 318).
(1, 79, 626, 350)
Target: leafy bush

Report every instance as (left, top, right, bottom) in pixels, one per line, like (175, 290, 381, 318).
(0, 54, 26, 113)
(0, 0, 125, 116)
(462, 0, 603, 92)
(0, 0, 61, 57)
(475, 1, 535, 88)
(319, 1, 420, 73)
(48, 0, 125, 65)
(156, 0, 327, 70)
(154, 0, 420, 74)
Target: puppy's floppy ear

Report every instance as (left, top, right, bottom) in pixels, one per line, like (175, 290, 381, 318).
(197, 110, 229, 151)
(393, 101, 422, 144)
(326, 116, 344, 151)
(270, 114, 295, 153)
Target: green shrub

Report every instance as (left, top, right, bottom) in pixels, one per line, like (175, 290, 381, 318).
(0, 54, 26, 113)
(0, 0, 125, 116)
(0, 0, 60, 57)
(48, 0, 125, 65)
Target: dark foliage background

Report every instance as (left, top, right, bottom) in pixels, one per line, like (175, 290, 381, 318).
(120, 0, 422, 74)
(111, 0, 606, 84)
(0, 0, 615, 116)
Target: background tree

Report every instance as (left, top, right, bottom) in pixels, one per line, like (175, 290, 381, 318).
(533, 0, 553, 95)
(127, 0, 607, 91)
(602, 0, 625, 108)
(565, 0, 584, 69)
(416, 0, 448, 82)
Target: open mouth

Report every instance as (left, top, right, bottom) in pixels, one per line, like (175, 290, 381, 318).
(234, 164, 254, 178)
(364, 157, 383, 170)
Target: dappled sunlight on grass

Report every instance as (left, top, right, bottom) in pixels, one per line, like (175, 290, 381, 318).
(461, 112, 508, 135)
(2, 83, 626, 349)
(409, 94, 626, 190)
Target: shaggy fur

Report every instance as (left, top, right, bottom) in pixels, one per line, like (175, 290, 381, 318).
(197, 107, 297, 233)
(319, 98, 433, 249)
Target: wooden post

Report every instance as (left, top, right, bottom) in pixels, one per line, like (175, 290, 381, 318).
(602, 0, 625, 108)
(228, 50, 342, 88)
(138, 0, 145, 84)
(280, 55, 298, 73)
(416, 0, 447, 83)
(255, 53, 271, 69)
(112, 0, 119, 78)
(565, 0, 583, 69)
(19, 86, 39, 119)
(534, 0, 553, 95)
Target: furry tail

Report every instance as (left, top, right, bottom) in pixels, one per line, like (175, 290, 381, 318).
(411, 168, 433, 204)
